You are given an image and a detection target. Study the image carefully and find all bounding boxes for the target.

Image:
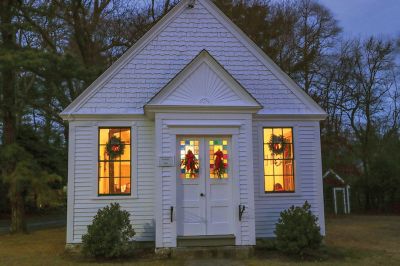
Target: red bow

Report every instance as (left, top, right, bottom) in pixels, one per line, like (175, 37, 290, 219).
(111, 145, 120, 152)
(214, 150, 224, 170)
(185, 150, 195, 171)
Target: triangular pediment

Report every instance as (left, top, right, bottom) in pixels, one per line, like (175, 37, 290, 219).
(146, 50, 261, 109)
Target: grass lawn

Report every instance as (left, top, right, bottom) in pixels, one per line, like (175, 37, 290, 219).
(249, 215, 400, 266)
(0, 215, 399, 265)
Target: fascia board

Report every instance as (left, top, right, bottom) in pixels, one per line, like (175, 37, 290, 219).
(254, 113, 328, 121)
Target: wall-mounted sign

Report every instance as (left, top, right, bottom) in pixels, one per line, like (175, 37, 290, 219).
(158, 156, 175, 167)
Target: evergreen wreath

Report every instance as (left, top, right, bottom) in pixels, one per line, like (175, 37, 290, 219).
(214, 150, 226, 178)
(106, 136, 125, 159)
(182, 149, 199, 176)
(269, 134, 288, 155)
(215, 161, 226, 178)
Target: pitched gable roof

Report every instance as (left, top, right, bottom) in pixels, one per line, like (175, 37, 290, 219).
(200, 0, 326, 117)
(146, 50, 261, 110)
(60, 0, 191, 117)
(61, 0, 327, 120)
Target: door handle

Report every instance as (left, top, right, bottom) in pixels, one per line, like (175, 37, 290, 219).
(200, 193, 205, 197)
(239, 205, 246, 221)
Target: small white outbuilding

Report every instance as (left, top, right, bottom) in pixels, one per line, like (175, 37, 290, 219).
(60, 0, 327, 250)
(323, 169, 351, 215)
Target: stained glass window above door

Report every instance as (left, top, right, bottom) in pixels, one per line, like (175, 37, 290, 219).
(209, 139, 229, 179)
(179, 139, 200, 179)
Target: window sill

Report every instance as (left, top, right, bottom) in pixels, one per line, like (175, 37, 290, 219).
(259, 191, 302, 197)
(91, 194, 138, 200)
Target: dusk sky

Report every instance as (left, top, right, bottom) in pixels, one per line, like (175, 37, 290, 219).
(318, 0, 400, 38)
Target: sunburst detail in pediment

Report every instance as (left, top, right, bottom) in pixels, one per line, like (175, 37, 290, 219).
(163, 62, 242, 105)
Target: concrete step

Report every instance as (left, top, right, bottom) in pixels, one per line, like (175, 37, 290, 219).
(177, 234, 235, 247)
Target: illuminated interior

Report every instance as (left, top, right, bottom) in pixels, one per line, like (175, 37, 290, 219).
(180, 139, 200, 179)
(98, 128, 131, 195)
(263, 128, 294, 192)
(209, 139, 229, 179)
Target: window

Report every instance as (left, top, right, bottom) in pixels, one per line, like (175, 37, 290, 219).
(209, 139, 229, 179)
(263, 128, 295, 193)
(98, 128, 131, 196)
(179, 139, 200, 179)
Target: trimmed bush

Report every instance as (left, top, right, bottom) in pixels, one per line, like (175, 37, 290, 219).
(274, 201, 323, 256)
(82, 203, 135, 258)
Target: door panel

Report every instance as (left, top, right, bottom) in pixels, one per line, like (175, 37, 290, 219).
(177, 138, 205, 235)
(205, 137, 233, 235)
(177, 137, 233, 236)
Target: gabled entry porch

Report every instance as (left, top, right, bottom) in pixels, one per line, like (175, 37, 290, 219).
(144, 49, 261, 248)
(149, 113, 256, 248)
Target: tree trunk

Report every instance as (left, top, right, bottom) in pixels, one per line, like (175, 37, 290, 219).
(1, 0, 17, 145)
(0, 0, 26, 233)
(362, 158, 371, 210)
(9, 181, 26, 233)
(2, 74, 17, 145)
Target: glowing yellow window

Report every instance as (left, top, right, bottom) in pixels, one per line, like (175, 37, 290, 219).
(98, 128, 131, 195)
(263, 128, 295, 193)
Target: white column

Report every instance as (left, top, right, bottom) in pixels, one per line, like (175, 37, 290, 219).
(333, 188, 337, 215)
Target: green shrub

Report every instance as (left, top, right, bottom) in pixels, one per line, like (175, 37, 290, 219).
(82, 203, 135, 258)
(274, 201, 323, 256)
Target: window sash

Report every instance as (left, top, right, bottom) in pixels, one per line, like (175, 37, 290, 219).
(263, 127, 295, 193)
(98, 127, 131, 196)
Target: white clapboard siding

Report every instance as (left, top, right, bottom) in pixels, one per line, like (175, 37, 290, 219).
(76, 0, 308, 115)
(160, 122, 174, 247)
(70, 119, 155, 242)
(253, 120, 325, 238)
(238, 119, 254, 244)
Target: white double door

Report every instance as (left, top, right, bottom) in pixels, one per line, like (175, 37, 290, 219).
(177, 136, 234, 236)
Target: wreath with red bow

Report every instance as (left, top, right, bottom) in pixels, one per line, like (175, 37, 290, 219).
(181, 149, 199, 176)
(214, 149, 226, 178)
(106, 136, 125, 159)
(269, 134, 288, 156)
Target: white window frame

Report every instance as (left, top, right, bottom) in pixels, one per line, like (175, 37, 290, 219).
(91, 121, 138, 199)
(257, 121, 302, 197)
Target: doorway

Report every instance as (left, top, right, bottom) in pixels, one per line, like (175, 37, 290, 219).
(176, 137, 234, 236)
